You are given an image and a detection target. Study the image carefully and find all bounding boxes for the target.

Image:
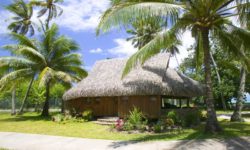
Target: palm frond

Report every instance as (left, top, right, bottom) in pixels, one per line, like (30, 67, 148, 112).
(122, 24, 181, 78)
(0, 57, 35, 69)
(0, 68, 34, 90)
(97, 2, 182, 35)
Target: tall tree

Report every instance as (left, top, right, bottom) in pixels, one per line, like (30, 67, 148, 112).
(231, 0, 250, 121)
(97, 0, 250, 133)
(0, 24, 87, 116)
(6, 0, 35, 36)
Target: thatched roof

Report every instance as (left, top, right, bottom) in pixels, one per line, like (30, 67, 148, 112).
(63, 53, 204, 101)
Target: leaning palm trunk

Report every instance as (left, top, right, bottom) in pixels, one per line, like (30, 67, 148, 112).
(202, 28, 221, 133)
(231, 67, 246, 122)
(11, 86, 16, 115)
(210, 52, 226, 110)
(41, 82, 50, 116)
(19, 77, 35, 114)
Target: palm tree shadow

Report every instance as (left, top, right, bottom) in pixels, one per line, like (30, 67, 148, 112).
(108, 123, 250, 149)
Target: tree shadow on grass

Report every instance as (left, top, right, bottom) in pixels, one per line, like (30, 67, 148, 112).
(0, 114, 52, 122)
(108, 121, 250, 149)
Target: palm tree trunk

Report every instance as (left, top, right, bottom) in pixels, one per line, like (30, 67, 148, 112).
(18, 77, 35, 114)
(231, 67, 246, 122)
(41, 82, 50, 116)
(202, 28, 221, 133)
(209, 52, 226, 110)
(11, 86, 16, 115)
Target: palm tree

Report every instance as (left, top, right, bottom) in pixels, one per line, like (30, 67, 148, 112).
(126, 16, 164, 49)
(230, 34, 249, 122)
(230, 1, 250, 121)
(6, 0, 35, 36)
(30, 0, 63, 29)
(0, 24, 87, 116)
(126, 16, 181, 66)
(97, 0, 250, 133)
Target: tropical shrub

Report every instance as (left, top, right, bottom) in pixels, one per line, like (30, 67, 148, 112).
(122, 122, 134, 131)
(115, 119, 124, 131)
(166, 110, 181, 125)
(82, 110, 93, 121)
(127, 107, 147, 130)
(200, 110, 207, 122)
(165, 118, 174, 127)
(153, 123, 162, 133)
(166, 109, 201, 127)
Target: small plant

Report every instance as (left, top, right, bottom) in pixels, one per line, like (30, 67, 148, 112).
(123, 122, 134, 131)
(165, 118, 174, 127)
(167, 110, 181, 125)
(115, 119, 124, 131)
(200, 110, 207, 121)
(82, 109, 93, 121)
(153, 123, 162, 133)
(127, 107, 148, 130)
(52, 114, 64, 122)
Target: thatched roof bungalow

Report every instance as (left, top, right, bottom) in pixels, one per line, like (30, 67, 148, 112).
(63, 53, 204, 118)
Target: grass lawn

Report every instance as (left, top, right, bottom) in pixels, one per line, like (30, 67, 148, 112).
(0, 112, 249, 141)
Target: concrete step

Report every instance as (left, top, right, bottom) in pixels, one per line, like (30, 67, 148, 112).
(93, 121, 115, 126)
(94, 117, 119, 126)
(97, 117, 119, 123)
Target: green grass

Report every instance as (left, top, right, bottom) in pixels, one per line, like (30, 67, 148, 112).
(0, 113, 249, 141)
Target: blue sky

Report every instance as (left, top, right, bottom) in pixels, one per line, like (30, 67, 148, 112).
(0, 0, 192, 70)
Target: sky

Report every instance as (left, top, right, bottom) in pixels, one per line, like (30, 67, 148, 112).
(0, 0, 249, 101)
(0, 0, 193, 70)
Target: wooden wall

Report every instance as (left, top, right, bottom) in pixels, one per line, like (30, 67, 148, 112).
(65, 97, 118, 116)
(65, 95, 161, 118)
(118, 96, 161, 118)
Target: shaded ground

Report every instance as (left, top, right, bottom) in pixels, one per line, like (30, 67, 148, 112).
(0, 132, 249, 150)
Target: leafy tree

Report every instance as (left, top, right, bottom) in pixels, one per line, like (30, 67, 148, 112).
(0, 24, 87, 116)
(6, 0, 35, 36)
(97, 0, 250, 133)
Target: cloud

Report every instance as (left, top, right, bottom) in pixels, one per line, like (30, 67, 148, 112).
(89, 48, 103, 54)
(169, 31, 195, 68)
(55, 0, 110, 32)
(107, 38, 137, 57)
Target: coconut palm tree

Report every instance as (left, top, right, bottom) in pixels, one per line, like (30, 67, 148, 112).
(126, 16, 181, 67)
(30, 0, 63, 29)
(0, 24, 87, 116)
(230, 1, 250, 122)
(126, 16, 165, 49)
(97, 0, 250, 133)
(6, 0, 35, 36)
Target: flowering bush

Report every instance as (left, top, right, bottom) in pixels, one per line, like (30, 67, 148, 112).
(115, 119, 124, 131)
